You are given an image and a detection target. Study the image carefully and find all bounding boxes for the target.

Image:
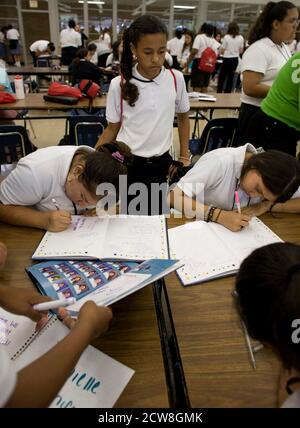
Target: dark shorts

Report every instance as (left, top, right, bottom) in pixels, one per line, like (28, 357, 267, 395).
(190, 58, 211, 88)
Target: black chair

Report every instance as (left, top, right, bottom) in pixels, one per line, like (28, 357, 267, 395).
(0, 125, 36, 168)
(189, 117, 239, 162)
(67, 115, 107, 147)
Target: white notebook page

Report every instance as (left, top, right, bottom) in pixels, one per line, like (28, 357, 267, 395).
(168, 217, 282, 286)
(168, 221, 238, 285)
(33, 215, 168, 260)
(13, 317, 135, 408)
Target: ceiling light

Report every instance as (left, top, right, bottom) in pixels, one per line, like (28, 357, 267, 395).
(78, 1, 105, 4)
(174, 5, 196, 9)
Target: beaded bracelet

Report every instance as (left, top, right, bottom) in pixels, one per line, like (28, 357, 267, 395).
(205, 205, 213, 222)
(207, 206, 217, 223)
(214, 209, 222, 223)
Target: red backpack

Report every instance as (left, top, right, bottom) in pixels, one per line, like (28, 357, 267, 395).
(0, 92, 16, 103)
(48, 82, 83, 99)
(198, 46, 217, 73)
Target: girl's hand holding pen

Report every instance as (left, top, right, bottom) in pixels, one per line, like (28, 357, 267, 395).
(217, 210, 251, 232)
(46, 210, 72, 232)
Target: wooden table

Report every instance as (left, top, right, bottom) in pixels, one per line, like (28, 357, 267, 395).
(0, 92, 240, 113)
(189, 93, 241, 111)
(165, 213, 300, 408)
(189, 93, 241, 137)
(0, 222, 169, 408)
(7, 66, 71, 77)
(0, 93, 106, 111)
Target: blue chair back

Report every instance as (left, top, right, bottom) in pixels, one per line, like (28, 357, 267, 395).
(189, 118, 239, 156)
(67, 115, 107, 147)
(0, 125, 35, 165)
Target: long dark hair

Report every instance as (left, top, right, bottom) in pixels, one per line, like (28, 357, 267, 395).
(120, 14, 168, 107)
(75, 141, 132, 195)
(236, 242, 300, 372)
(240, 150, 300, 203)
(248, 1, 296, 45)
(71, 48, 88, 68)
(227, 22, 240, 38)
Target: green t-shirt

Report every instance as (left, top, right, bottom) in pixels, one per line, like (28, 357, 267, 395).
(261, 52, 300, 131)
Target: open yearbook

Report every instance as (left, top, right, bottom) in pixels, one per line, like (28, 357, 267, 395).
(0, 307, 134, 408)
(168, 217, 282, 286)
(32, 215, 169, 261)
(26, 259, 182, 310)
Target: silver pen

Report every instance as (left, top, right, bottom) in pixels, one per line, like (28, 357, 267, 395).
(241, 320, 256, 369)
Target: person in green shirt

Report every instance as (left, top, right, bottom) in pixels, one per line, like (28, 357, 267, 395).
(245, 52, 300, 156)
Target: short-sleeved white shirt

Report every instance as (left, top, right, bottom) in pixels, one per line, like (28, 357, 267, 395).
(178, 144, 260, 210)
(167, 37, 185, 57)
(60, 28, 81, 48)
(241, 37, 291, 106)
(6, 29, 19, 40)
(178, 144, 300, 210)
(221, 34, 244, 58)
(105, 65, 189, 157)
(29, 40, 49, 53)
(0, 347, 16, 407)
(0, 145, 94, 213)
(192, 34, 220, 58)
(98, 33, 111, 53)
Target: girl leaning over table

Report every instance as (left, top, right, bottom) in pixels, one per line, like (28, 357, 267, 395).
(0, 142, 132, 232)
(168, 143, 300, 232)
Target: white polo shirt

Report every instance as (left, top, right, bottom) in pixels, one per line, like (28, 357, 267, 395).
(178, 144, 300, 210)
(6, 29, 19, 40)
(29, 40, 49, 53)
(192, 34, 220, 58)
(0, 146, 94, 213)
(60, 28, 81, 48)
(241, 37, 291, 107)
(221, 34, 244, 58)
(167, 37, 185, 57)
(106, 65, 190, 157)
(178, 144, 262, 210)
(0, 347, 16, 407)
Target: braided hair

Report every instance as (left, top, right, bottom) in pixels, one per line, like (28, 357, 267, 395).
(120, 14, 168, 107)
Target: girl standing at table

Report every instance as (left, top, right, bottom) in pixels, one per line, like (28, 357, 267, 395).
(95, 14, 190, 215)
(0, 142, 132, 231)
(168, 144, 300, 231)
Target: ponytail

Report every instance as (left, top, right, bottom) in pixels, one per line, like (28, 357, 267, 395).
(120, 28, 139, 107)
(248, 1, 296, 45)
(76, 142, 133, 196)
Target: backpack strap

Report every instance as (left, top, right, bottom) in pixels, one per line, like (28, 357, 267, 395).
(169, 68, 177, 93)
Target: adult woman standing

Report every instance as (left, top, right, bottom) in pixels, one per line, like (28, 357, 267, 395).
(217, 22, 244, 93)
(237, 1, 298, 144)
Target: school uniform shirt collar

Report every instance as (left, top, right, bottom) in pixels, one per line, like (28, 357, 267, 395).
(235, 143, 257, 181)
(132, 63, 165, 88)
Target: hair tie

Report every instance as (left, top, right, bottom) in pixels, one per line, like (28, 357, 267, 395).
(112, 151, 124, 164)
